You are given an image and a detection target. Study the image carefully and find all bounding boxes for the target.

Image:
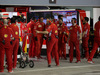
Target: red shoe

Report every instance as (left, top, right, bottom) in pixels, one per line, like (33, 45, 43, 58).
(88, 61, 94, 64)
(75, 61, 81, 63)
(8, 70, 13, 73)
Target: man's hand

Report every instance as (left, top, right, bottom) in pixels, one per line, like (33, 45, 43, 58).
(11, 37, 14, 40)
(36, 30, 40, 33)
(80, 40, 82, 44)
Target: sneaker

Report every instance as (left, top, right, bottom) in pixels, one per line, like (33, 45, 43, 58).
(8, 70, 13, 73)
(75, 61, 81, 63)
(56, 64, 59, 67)
(13, 67, 17, 69)
(48, 65, 51, 67)
(88, 61, 94, 64)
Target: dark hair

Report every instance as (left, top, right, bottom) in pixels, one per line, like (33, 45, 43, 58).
(84, 17, 89, 22)
(58, 15, 63, 19)
(72, 18, 77, 21)
(51, 15, 54, 19)
(7, 17, 10, 20)
(59, 18, 63, 21)
(98, 16, 100, 21)
(11, 18, 16, 23)
(39, 16, 43, 19)
(31, 17, 35, 20)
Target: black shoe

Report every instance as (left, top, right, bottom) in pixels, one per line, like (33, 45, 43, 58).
(48, 65, 51, 67)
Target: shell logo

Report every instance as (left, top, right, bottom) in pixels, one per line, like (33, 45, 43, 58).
(55, 30, 58, 33)
(4, 34, 8, 38)
(15, 31, 18, 35)
(29, 28, 31, 30)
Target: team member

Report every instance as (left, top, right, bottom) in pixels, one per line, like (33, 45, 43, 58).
(35, 16, 45, 59)
(88, 16, 100, 63)
(69, 18, 82, 63)
(56, 15, 63, 25)
(36, 18, 59, 67)
(0, 19, 13, 73)
(9, 18, 19, 69)
(57, 18, 69, 60)
(27, 17, 37, 57)
(82, 17, 90, 59)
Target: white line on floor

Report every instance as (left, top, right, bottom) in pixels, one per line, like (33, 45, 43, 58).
(13, 64, 100, 74)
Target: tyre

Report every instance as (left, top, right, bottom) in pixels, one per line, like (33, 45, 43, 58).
(29, 60, 34, 68)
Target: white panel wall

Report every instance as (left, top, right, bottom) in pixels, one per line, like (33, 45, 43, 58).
(93, 8, 100, 29)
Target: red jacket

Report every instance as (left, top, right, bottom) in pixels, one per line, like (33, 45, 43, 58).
(35, 21, 45, 37)
(69, 25, 81, 42)
(0, 26, 13, 48)
(94, 21, 100, 41)
(57, 22, 69, 43)
(9, 23, 19, 39)
(47, 23, 58, 40)
(27, 20, 36, 33)
(83, 23, 90, 38)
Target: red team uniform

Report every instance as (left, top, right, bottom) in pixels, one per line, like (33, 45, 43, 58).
(69, 25, 81, 62)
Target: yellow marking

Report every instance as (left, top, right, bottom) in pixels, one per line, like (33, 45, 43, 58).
(55, 30, 58, 33)
(4, 34, 8, 38)
(15, 31, 18, 35)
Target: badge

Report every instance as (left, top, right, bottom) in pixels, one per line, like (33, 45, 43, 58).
(14, 25, 16, 26)
(4, 34, 8, 38)
(29, 28, 31, 30)
(94, 28, 96, 31)
(63, 26, 64, 28)
(30, 22, 31, 23)
(38, 25, 42, 27)
(70, 27, 72, 30)
(55, 30, 58, 33)
(75, 26, 77, 28)
(15, 31, 18, 35)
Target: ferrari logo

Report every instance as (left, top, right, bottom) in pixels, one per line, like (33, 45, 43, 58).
(29, 28, 31, 30)
(55, 30, 58, 33)
(60, 31, 62, 34)
(75, 26, 77, 28)
(4, 34, 8, 38)
(14, 25, 16, 26)
(63, 26, 64, 28)
(15, 31, 18, 35)
(38, 25, 42, 27)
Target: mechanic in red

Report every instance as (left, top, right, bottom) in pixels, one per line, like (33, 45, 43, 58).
(35, 16, 45, 59)
(27, 17, 37, 57)
(0, 19, 13, 73)
(36, 18, 59, 67)
(82, 17, 90, 59)
(69, 18, 82, 63)
(88, 16, 100, 64)
(8, 18, 19, 69)
(57, 18, 69, 60)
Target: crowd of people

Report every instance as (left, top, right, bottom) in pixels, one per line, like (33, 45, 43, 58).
(0, 14, 100, 73)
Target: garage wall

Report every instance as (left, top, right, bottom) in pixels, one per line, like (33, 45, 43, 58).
(0, 0, 100, 6)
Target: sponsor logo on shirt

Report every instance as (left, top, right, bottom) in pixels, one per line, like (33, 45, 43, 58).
(4, 34, 8, 38)
(15, 31, 18, 35)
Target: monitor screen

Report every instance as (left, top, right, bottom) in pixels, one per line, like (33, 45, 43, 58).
(52, 11, 78, 28)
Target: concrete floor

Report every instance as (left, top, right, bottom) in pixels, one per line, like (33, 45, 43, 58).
(0, 58, 100, 75)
